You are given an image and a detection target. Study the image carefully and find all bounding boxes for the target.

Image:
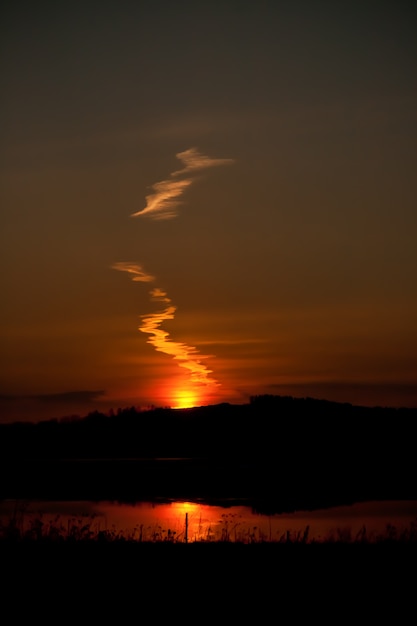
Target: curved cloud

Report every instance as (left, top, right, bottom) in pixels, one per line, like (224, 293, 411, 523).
(131, 147, 234, 220)
(131, 178, 193, 221)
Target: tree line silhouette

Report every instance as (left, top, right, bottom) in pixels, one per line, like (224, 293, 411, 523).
(0, 395, 415, 512)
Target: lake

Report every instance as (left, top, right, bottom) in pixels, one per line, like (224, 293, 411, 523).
(1, 498, 416, 543)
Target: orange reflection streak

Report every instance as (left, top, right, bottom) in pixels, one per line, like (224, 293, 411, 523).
(159, 502, 210, 542)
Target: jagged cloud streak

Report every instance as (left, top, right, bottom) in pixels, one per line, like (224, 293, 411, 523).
(131, 147, 234, 220)
(113, 148, 234, 391)
(112, 263, 219, 386)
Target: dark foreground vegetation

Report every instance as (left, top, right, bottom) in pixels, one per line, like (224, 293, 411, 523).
(0, 395, 416, 513)
(2, 509, 416, 593)
(2, 538, 415, 611)
(1, 515, 416, 613)
(1, 509, 416, 544)
(2, 522, 416, 568)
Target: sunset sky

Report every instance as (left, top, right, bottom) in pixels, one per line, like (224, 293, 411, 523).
(1, 1, 416, 422)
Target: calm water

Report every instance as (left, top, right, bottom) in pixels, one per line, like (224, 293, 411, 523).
(1, 499, 417, 542)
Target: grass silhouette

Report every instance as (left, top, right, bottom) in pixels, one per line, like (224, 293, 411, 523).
(2, 509, 415, 618)
(2, 510, 416, 545)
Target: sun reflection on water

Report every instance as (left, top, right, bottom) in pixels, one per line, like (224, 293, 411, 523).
(1, 500, 417, 544)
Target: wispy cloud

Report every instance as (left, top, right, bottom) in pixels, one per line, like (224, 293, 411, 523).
(150, 287, 171, 303)
(112, 261, 219, 387)
(113, 147, 234, 396)
(111, 262, 155, 282)
(173, 147, 235, 175)
(131, 147, 234, 220)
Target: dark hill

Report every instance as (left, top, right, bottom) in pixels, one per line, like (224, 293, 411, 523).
(0, 395, 415, 511)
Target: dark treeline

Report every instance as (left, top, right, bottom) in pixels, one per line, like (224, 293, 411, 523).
(0, 394, 415, 460)
(0, 395, 416, 511)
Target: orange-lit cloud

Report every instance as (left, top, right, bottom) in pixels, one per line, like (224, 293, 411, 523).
(150, 287, 170, 303)
(173, 147, 235, 175)
(111, 262, 155, 282)
(112, 262, 219, 387)
(131, 147, 234, 220)
(113, 147, 234, 396)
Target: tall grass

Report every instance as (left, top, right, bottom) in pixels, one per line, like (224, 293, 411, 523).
(1, 510, 416, 545)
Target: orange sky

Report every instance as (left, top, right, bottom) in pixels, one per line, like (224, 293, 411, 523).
(1, 2, 416, 422)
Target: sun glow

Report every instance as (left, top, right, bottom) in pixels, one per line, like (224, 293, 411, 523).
(172, 388, 200, 409)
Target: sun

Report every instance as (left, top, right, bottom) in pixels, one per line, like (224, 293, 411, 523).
(172, 388, 200, 409)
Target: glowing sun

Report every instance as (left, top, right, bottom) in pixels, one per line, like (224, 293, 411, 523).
(172, 388, 200, 409)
